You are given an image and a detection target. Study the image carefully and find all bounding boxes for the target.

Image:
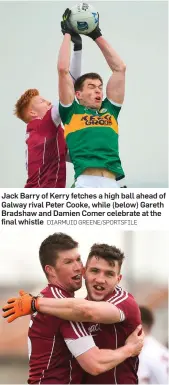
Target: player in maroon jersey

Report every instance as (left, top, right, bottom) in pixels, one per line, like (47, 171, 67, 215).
(83, 245, 141, 384)
(14, 17, 82, 188)
(3, 239, 143, 384)
(34, 243, 141, 384)
(3, 235, 144, 384)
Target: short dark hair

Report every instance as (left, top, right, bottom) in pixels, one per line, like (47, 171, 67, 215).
(139, 306, 154, 329)
(74, 72, 103, 92)
(87, 243, 125, 271)
(39, 233, 78, 274)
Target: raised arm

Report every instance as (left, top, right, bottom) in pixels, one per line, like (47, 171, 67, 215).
(57, 33, 75, 105)
(51, 16, 82, 131)
(61, 10, 82, 84)
(96, 36, 126, 104)
(86, 19, 126, 104)
(69, 35, 82, 82)
(57, 10, 76, 105)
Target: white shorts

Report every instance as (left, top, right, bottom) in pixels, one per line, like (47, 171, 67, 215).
(75, 175, 120, 188)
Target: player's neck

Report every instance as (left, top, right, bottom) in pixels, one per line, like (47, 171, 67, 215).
(48, 278, 74, 295)
(86, 105, 98, 111)
(79, 100, 99, 111)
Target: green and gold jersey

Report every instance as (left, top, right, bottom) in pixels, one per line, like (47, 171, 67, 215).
(59, 98, 125, 180)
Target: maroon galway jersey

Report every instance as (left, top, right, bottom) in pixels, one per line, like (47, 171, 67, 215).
(85, 285, 141, 384)
(25, 107, 67, 188)
(71, 285, 141, 384)
(28, 284, 84, 384)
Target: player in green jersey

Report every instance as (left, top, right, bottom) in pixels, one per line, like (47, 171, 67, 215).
(58, 9, 126, 188)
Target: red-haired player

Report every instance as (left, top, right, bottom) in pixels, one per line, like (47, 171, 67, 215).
(14, 11, 82, 188)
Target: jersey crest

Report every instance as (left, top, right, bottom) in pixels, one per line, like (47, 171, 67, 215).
(99, 108, 107, 113)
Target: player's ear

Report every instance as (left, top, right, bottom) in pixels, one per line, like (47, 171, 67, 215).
(28, 104, 38, 118)
(75, 90, 81, 100)
(29, 109, 38, 118)
(82, 266, 86, 278)
(29, 110, 37, 118)
(117, 274, 122, 284)
(45, 265, 56, 278)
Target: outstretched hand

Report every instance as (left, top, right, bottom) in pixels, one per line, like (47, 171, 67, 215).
(2, 290, 38, 323)
(61, 8, 73, 35)
(86, 13, 102, 41)
(61, 8, 82, 51)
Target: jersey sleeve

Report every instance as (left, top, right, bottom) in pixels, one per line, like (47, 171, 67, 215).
(103, 98, 122, 120)
(108, 289, 141, 327)
(69, 50, 82, 83)
(60, 320, 96, 358)
(59, 99, 77, 125)
(34, 107, 61, 137)
(117, 296, 141, 325)
(51, 103, 61, 126)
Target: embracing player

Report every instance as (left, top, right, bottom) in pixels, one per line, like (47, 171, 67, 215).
(57, 9, 126, 188)
(3, 239, 143, 384)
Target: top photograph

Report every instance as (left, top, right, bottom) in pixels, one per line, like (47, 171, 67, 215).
(0, 1, 168, 189)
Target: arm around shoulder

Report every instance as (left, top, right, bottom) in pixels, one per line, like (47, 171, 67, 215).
(73, 299, 123, 324)
(36, 297, 123, 324)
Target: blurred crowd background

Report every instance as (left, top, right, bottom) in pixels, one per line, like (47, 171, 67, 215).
(0, 229, 168, 383)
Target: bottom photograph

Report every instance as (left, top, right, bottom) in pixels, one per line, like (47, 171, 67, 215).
(0, 228, 168, 385)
